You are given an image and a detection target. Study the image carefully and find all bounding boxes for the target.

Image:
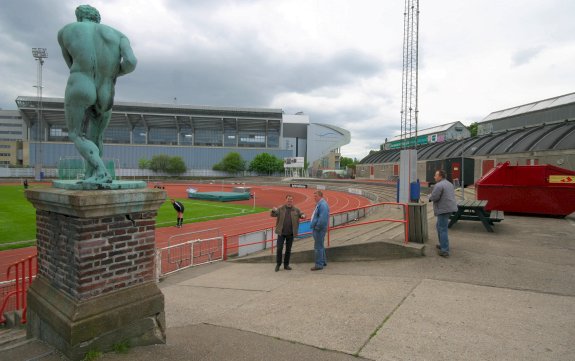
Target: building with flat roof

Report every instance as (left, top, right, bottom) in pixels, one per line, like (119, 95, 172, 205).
(382, 121, 470, 150)
(11, 96, 350, 175)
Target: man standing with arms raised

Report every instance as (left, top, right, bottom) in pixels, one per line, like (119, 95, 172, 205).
(58, 5, 137, 186)
(271, 194, 305, 272)
(310, 190, 329, 271)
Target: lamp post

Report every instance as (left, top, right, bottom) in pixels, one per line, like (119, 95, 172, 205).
(32, 47, 48, 180)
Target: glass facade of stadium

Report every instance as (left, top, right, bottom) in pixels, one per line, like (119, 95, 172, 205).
(14, 96, 350, 173)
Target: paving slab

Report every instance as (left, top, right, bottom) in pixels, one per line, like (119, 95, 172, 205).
(360, 279, 575, 361)
(205, 266, 420, 355)
(102, 323, 370, 361)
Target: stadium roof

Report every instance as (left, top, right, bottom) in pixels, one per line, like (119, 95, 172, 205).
(360, 119, 575, 164)
(15, 96, 283, 130)
(481, 92, 575, 123)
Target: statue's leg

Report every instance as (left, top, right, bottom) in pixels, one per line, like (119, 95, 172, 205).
(86, 109, 111, 179)
(65, 75, 112, 184)
(66, 105, 111, 184)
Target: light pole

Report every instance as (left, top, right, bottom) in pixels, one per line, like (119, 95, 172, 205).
(32, 47, 48, 180)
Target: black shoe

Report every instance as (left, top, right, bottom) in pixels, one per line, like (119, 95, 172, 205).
(275, 265, 280, 272)
(284, 266, 292, 270)
(438, 251, 450, 258)
(310, 266, 323, 271)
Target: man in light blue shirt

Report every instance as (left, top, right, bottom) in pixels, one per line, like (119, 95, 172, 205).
(310, 190, 329, 270)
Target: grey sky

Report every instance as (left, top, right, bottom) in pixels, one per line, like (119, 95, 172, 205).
(1, 0, 574, 160)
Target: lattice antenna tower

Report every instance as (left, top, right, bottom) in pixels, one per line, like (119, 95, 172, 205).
(400, 0, 419, 149)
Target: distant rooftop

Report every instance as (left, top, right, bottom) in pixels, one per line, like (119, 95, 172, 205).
(481, 92, 575, 123)
(387, 121, 464, 142)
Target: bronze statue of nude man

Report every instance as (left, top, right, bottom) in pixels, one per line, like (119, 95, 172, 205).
(58, 5, 137, 186)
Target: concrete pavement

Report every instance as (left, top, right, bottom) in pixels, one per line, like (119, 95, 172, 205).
(4, 212, 575, 360)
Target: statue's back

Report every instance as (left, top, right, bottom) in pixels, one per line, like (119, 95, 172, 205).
(60, 22, 123, 80)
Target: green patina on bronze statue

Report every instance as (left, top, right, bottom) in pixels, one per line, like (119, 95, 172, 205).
(57, 5, 137, 187)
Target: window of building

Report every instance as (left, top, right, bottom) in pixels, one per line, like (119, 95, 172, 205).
(195, 129, 223, 146)
(238, 131, 266, 148)
(104, 127, 130, 144)
(179, 128, 193, 145)
(49, 127, 69, 141)
(132, 127, 147, 144)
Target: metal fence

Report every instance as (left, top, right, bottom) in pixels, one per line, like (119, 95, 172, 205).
(155, 236, 224, 281)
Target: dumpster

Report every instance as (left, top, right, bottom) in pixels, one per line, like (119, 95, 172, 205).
(476, 162, 575, 217)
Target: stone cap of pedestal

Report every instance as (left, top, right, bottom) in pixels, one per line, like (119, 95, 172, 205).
(25, 187, 167, 218)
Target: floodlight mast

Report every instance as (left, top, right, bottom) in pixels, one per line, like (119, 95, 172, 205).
(400, 0, 419, 150)
(32, 47, 48, 180)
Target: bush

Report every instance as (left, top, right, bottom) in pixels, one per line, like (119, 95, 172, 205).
(142, 154, 187, 175)
(249, 153, 284, 175)
(213, 152, 246, 174)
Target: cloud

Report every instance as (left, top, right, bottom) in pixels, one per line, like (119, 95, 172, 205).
(1, 0, 574, 162)
(511, 46, 545, 67)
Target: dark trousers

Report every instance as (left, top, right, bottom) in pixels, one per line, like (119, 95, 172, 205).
(276, 234, 294, 266)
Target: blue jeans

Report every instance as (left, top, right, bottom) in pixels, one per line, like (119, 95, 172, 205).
(313, 228, 327, 268)
(436, 213, 450, 253)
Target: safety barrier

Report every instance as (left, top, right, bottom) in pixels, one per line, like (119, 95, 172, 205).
(0, 254, 37, 325)
(222, 201, 408, 260)
(155, 236, 224, 280)
(328, 202, 409, 245)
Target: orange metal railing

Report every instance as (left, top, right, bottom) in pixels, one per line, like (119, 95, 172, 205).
(0, 254, 37, 325)
(222, 201, 409, 260)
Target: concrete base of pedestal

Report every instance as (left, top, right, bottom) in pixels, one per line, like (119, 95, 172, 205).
(27, 277, 165, 361)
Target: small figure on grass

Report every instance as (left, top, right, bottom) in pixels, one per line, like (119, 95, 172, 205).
(171, 199, 185, 228)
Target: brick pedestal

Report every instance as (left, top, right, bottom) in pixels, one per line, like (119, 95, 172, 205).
(25, 188, 166, 361)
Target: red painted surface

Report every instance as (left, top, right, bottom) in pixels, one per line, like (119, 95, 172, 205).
(476, 162, 575, 216)
(482, 159, 495, 177)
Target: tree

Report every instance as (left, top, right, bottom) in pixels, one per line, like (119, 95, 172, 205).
(166, 156, 187, 175)
(138, 158, 150, 169)
(340, 156, 356, 169)
(249, 153, 284, 175)
(467, 122, 478, 137)
(142, 154, 187, 175)
(149, 154, 171, 173)
(213, 152, 246, 174)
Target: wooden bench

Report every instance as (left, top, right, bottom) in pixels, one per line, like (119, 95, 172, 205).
(488, 210, 504, 223)
(449, 200, 503, 232)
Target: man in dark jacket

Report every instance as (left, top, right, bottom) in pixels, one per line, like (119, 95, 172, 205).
(429, 170, 458, 257)
(171, 199, 185, 228)
(271, 194, 305, 272)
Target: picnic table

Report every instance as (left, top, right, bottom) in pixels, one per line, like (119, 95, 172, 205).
(448, 199, 504, 232)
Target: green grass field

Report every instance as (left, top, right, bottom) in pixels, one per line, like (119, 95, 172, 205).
(0, 185, 267, 250)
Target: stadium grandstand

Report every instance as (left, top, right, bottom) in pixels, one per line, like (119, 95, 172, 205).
(0, 96, 350, 178)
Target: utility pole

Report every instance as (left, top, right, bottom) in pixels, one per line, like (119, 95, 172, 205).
(32, 47, 48, 180)
(398, 0, 420, 203)
(400, 0, 419, 150)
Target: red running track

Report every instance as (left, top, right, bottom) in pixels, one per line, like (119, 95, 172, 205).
(0, 183, 371, 281)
